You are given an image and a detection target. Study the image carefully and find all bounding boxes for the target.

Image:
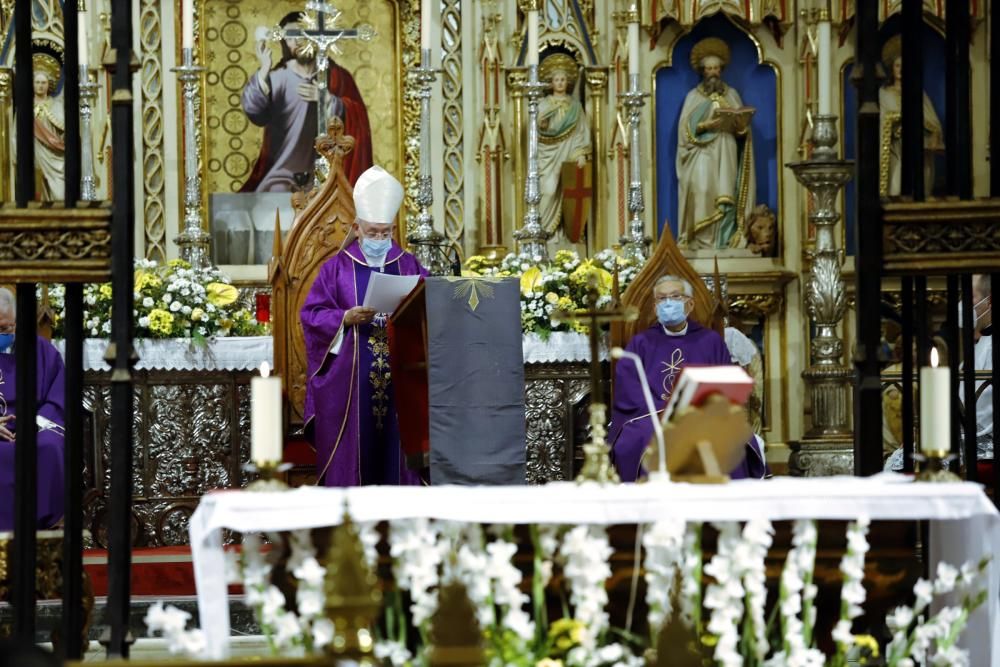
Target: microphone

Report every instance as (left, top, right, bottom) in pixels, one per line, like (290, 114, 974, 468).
(611, 346, 668, 481)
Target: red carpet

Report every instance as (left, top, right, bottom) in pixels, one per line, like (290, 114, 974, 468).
(84, 546, 244, 597)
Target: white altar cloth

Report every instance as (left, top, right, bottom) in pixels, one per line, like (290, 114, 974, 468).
(54, 333, 599, 371)
(189, 475, 1000, 662)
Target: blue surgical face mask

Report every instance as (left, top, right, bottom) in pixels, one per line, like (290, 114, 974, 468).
(361, 237, 392, 257)
(656, 300, 687, 327)
(0, 333, 13, 351)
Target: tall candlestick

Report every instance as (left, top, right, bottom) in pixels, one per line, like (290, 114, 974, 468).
(920, 348, 950, 454)
(627, 22, 640, 76)
(420, 0, 431, 51)
(78, 9, 89, 67)
(526, 9, 539, 66)
(817, 18, 832, 115)
(182, 0, 194, 50)
(251, 362, 283, 466)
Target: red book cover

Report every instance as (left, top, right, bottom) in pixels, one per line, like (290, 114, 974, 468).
(663, 365, 754, 422)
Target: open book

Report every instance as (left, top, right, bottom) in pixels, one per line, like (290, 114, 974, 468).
(662, 365, 754, 424)
(711, 106, 755, 134)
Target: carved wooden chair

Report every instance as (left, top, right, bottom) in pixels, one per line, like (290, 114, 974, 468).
(610, 223, 723, 353)
(270, 118, 358, 453)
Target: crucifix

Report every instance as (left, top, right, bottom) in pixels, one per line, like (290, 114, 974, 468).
(272, 1, 376, 149)
(553, 271, 638, 484)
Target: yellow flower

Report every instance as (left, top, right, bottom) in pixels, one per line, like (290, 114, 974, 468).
(557, 296, 575, 310)
(147, 309, 174, 335)
(570, 260, 613, 291)
(520, 266, 543, 294)
(134, 270, 162, 292)
(168, 258, 191, 270)
(99, 284, 113, 298)
(461, 269, 481, 277)
(205, 282, 238, 307)
(853, 634, 879, 660)
(554, 249, 578, 264)
(191, 307, 205, 322)
(536, 660, 564, 667)
(545, 292, 559, 304)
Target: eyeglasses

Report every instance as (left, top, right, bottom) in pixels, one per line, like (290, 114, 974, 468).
(653, 294, 690, 304)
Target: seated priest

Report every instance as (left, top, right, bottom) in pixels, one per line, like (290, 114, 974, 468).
(0, 287, 66, 531)
(301, 166, 427, 486)
(609, 275, 768, 482)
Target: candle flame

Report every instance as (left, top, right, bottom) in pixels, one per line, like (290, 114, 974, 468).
(930, 347, 939, 368)
(260, 361, 271, 378)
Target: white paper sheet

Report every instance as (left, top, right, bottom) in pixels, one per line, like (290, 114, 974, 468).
(361, 273, 420, 313)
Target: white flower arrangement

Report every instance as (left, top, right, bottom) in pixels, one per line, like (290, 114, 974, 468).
(463, 249, 642, 337)
(642, 517, 686, 637)
(765, 519, 824, 667)
(831, 517, 871, 666)
(560, 525, 613, 655)
(144, 518, 991, 667)
(884, 557, 990, 667)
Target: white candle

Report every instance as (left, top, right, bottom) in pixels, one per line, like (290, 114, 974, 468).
(627, 22, 640, 76)
(182, 0, 194, 50)
(817, 19, 832, 115)
(251, 362, 283, 465)
(78, 10, 88, 67)
(526, 9, 539, 66)
(420, 0, 431, 51)
(919, 348, 951, 454)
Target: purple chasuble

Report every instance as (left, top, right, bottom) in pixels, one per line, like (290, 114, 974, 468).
(610, 320, 767, 482)
(0, 336, 67, 531)
(301, 241, 427, 486)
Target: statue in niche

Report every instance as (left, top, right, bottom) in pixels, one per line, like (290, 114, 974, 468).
(537, 53, 591, 243)
(878, 36, 944, 197)
(14, 50, 65, 201)
(676, 38, 755, 251)
(746, 205, 776, 257)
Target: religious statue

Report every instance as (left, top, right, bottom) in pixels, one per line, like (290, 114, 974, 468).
(537, 53, 591, 242)
(746, 204, 776, 257)
(14, 51, 65, 201)
(676, 38, 755, 251)
(240, 11, 373, 191)
(878, 35, 944, 197)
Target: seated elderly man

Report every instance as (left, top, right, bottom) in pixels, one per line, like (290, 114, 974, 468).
(0, 288, 66, 531)
(609, 275, 767, 482)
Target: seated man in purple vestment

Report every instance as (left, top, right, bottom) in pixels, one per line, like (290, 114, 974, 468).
(301, 166, 427, 486)
(609, 275, 768, 482)
(0, 288, 66, 531)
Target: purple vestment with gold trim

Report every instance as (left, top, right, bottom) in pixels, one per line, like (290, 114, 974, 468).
(0, 336, 66, 531)
(609, 320, 766, 482)
(301, 240, 426, 486)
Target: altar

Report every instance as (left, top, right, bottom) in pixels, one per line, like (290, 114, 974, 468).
(67, 334, 604, 547)
(189, 476, 1000, 665)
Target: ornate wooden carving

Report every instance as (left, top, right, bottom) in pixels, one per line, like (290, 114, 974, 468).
(610, 224, 721, 351)
(270, 118, 358, 428)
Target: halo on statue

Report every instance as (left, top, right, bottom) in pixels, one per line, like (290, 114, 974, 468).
(31, 44, 63, 94)
(539, 52, 580, 87)
(689, 37, 731, 71)
(881, 34, 902, 68)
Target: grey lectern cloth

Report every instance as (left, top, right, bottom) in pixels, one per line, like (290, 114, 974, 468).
(426, 277, 526, 485)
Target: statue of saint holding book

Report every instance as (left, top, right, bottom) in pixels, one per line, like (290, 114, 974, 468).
(676, 38, 756, 251)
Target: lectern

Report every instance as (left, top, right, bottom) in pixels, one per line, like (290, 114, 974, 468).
(388, 277, 526, 485)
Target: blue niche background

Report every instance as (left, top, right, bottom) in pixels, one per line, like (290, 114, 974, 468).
(654, 15, 779, 238)
(842, 17, 946, 254)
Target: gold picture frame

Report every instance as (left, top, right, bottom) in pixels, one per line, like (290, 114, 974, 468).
(180, 0, 417, 278)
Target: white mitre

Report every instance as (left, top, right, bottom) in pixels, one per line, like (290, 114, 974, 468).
(353, 165, 404, 224)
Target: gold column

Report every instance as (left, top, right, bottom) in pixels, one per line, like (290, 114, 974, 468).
(506, 69, 527, 242)
(586, 67, 608, 254)
(0, 67, 11, 201)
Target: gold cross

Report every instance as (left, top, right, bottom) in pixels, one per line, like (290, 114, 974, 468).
(551, 271, 638, 484)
